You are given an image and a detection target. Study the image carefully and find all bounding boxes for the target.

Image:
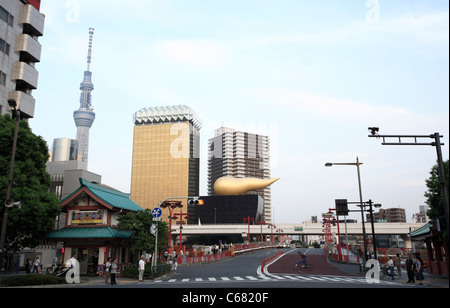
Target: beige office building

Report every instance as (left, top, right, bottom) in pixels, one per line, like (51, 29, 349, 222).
(130, 105, 201, 223)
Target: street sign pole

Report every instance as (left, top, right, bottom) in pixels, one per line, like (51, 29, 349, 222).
(152, 208, 162, 267)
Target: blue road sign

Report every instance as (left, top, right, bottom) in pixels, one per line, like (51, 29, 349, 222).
(152, 208, 162, 218)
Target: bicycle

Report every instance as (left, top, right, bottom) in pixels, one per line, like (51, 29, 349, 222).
(294, 262, 313, 271)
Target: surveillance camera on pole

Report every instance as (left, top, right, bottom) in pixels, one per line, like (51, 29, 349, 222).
(5, 199, 21, 209)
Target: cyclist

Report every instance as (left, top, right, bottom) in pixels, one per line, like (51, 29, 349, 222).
(297, 252, 307, 268)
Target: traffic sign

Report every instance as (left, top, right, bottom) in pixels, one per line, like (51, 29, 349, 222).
(152, 208, 162, 218)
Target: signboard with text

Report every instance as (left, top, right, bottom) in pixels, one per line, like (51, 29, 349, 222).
(71, 210, 103, 224)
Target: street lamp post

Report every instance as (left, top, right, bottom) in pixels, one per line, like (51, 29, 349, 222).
(257, 220, 265, 245)
(325, 157, 368, 264)
(243, 217, 254, 246)
(160, 201, 183, 254)
(0, 100, 21, 253)
(173, 210, 189, 254)
(267, 224, 275, 245)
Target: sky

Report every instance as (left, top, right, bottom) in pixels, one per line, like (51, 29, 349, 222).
(29, 0, 449, 224)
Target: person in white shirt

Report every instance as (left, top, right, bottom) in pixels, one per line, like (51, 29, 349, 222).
(32, 256, 40, 273)
(104, 257, 111, 284)
(387, 256, 395, 280)
(138, 255, 145, 282)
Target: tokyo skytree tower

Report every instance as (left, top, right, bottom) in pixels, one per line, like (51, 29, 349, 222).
(73, 28, 95, 166)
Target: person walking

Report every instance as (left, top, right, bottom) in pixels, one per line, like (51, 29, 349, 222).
(110, 259, 118, 285)
(32, 256, 40, 273)
(405, 254, 415, 283)
(394, 253, 401, 277)
(138, 255, 145, 282)
(104, 257, 111, 284)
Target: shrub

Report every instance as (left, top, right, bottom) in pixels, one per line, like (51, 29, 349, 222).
(0, 274, 67, 287)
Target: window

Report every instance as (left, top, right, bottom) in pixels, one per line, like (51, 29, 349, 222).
(0, 71, 6, 86)
(0, 6, 14, 26)
(0, 38, 10, 55)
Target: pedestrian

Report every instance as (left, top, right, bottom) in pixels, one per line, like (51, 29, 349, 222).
(414, 253, 425, 285)
(110, 259, 118, 285)
(387, 256, 395, 280)
(69, 254, 77, 268)
(104, 257, 111, 284)
(92, 252, 98, 275)
(32, 256, 40, 273)
(405, 254, 415, 283)
(138, 255, 145, 282)
(395, 253, 401, 277)
(25, 258, 30, 273)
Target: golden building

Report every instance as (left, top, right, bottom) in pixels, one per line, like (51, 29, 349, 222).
(130, 106, 201, 223)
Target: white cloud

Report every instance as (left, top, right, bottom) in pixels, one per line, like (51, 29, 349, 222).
(154, 39, 227, 67)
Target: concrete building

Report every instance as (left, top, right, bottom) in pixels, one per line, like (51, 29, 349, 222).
(370, 207, 407, 223)
(208, 127, 273, 223)
(0, 0, 44, 118)
(130, 105, 201, 223)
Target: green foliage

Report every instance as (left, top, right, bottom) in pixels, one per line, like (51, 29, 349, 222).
(424, 159, 449, 239)
(117, 209, 169, 254)
(424, 160, 449, 222)
(0, 115, 61, 251)
(0, 274, 67, 287)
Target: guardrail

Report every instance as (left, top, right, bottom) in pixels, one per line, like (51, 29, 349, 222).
(260, 250, 284, 274)
(178, 244, 276, 265)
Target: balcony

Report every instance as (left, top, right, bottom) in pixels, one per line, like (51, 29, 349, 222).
(8, 90, 36, 119)
(19, 4, 45, 37)
(11, 61, 38, 89)
(15, 33, 42, 63)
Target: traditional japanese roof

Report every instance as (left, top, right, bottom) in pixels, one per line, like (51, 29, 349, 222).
(408, 222, 432, 240)
(46, 227, 134, 239)
(62, 178, 143, 212)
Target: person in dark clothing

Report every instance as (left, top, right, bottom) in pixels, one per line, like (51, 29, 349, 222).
(405, 254, 415, 283)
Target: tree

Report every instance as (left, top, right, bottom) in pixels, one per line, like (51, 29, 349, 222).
(0, 115, 60, 252)
(424, 159, 449, 233)
(117, 209, 169, 256)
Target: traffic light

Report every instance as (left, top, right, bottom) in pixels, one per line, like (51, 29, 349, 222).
(335, 199, 348, 216)
(188, 197, 204, 206)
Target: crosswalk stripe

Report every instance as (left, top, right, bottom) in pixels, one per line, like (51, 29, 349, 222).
(151, 274, 385, 285)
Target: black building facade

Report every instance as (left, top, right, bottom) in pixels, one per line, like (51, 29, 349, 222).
(189, 195, 263, 224)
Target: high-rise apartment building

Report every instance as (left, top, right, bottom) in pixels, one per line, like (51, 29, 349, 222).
(371, 208, 407, 223)
(130, 105, 201, 223)
(0, 0, 44, 118)
(73, 28, 95, 166)
(208, 127, 273, 223)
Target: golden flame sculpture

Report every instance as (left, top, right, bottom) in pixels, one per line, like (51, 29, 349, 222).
(214, 176, 280, 196)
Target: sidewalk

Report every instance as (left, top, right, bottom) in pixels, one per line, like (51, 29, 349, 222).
(328, 260, 449, 288)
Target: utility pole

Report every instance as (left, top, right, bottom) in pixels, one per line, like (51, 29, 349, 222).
(368, 128, 449, 238)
